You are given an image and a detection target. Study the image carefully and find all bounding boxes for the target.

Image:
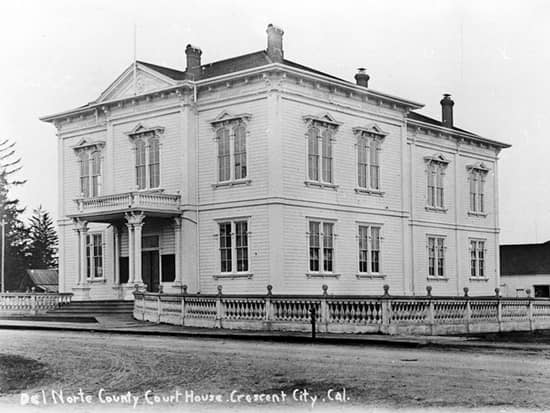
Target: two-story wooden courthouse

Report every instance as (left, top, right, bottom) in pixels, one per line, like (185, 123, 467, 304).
(41, 25, 510, 300)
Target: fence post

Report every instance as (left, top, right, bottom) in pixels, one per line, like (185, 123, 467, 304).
(181, 284, 187, 327)
(495, 288, 502, 332)
(31, 288, 37, 315)
(265, 285, 273, 324)
(381, 284, 391, 334)
(464, 287, 471, 334)
(426, 286, 434, 335)
(321, 284, 329, 333)
(216, 285, 223, 328)
(526, 288, 534, 331)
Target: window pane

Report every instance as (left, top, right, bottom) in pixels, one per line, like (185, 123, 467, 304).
(479, 177, 485, 212)
(428, 237, 435, 276)
(358, 226, 368, 273)
(217, 128, 231, 182)
(235, 221, 248, 272)
(370, 139, 379, 189)
(149, 138, 160, 188)
(219, 223, 232, 272)
(437, 238, 445, 276)
(135, 140, 146, 189)
(427, 165, 435, 206)
(321, 129, 333, 183)
(357, 135, 368, 188)
(234, 125, 247, 180)
(309, 221, 320, 271)
(323, 223, 334, 272)
(371, 227, 380, 273)
(307, 127, 319, 181)
(471, 240, 477, 277)
(80, 153, 90, 198)
(479, 241, 485, 277)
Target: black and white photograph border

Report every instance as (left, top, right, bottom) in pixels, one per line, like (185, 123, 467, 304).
(1, 0, 549, 411)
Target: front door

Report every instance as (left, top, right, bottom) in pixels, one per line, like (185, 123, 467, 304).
(142, 250, 160, 292)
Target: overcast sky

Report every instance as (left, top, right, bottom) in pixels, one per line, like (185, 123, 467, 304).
(0, 0, 548, 244)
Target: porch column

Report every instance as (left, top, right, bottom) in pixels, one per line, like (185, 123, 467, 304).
(174, 217, 182, 286)
(77, 220, 88, 285)
(113, 225, 120, 284)
(134, 220, 144, 285)
(126, 222, 134, 283)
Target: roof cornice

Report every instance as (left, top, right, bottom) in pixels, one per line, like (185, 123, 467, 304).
(407, 118, 511, 150)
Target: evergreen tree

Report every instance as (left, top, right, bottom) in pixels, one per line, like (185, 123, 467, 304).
(28, 206, 58, 269)
(0, 139, 29, 291)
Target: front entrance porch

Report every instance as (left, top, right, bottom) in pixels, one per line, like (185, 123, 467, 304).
(70, 191, 185, 300)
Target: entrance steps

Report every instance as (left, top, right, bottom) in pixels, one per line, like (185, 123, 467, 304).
(47, 300, 134, 316)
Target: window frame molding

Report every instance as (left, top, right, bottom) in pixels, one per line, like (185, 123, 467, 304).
(305, 217, 340, 278)
(213, 217, 253, 279)
(353, 124, 387, 196)
(73, 139, 105, 199)
(303, 113, 342, 190)
(126, 123, 165, 191)
(355, 221, 385, 279)
(424, 153, 450, 212)
(210, 111, 252, 187)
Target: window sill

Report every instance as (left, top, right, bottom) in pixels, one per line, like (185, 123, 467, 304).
(213, 272, 253, 279)
(354, 188, 385, 197)
(212, 179, 252, 189)
(425, 206, 448, 213)
(356, 273, 386, 279)
(304, 181, 339, 190)
(306, 272, 341, 278)
(426, 276, 449, 282)
(468, 211, 488, 218)
(469, 277, 489, 282)
(87, 277, 106, 283)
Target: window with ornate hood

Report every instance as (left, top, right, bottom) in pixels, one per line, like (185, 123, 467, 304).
(126, 123, 164, 191)
(303, 113, 342, 190)
(209, 111, 252, 187)
(73, 139, 105, 198)
(353, 124, 387, 195)
(424, 154, 450, 212)
(467, 162, 489, 217)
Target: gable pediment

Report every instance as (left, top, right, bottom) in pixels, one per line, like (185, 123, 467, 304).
(97, 63, 177, 103)
(72, 138, 105, 153)
(352, 123, 388, 137)
(303, 112, 342, 127)
(209, 110, 252, 126)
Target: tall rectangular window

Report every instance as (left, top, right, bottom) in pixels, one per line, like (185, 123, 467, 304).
(426, 160, 447, 209)
(308, 220, 335, 273)
(428, 236, 445, 277)
(219, 220, 249, 273)
(358, 225, 382, 274)
(307, 124, 336, 185)
(233, 125, 247, 180)
(86, 233, 103, 279)
(355, 130, 384, 192)
(470, 240, 486, 277)
(90, 152, 101, 197)
(469, 169, 487, 213)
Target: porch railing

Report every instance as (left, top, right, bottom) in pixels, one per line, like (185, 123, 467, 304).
(0, 292, 73, 315)
(75, 191, 181, 214)
(133, 285, 550, 335)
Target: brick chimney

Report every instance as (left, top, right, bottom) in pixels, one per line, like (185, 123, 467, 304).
(185, 44, 202, 80)
(266, 24, 284, 62)
(355, 68, 370, 88)
(440, 94, 454, 128)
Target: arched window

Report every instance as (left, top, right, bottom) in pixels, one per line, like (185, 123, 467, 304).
(135, 139, 146, 190)
(148, 137, 160, 189)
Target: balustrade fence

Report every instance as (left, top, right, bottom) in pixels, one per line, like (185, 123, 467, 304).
(0, 292, 72, 315)
(134, 285, 550, 335)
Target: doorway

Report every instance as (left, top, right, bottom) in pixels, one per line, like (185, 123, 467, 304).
(141, 235, 160, 293)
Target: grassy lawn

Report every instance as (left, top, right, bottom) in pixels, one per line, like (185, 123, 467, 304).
(0, 354, 49, 395)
